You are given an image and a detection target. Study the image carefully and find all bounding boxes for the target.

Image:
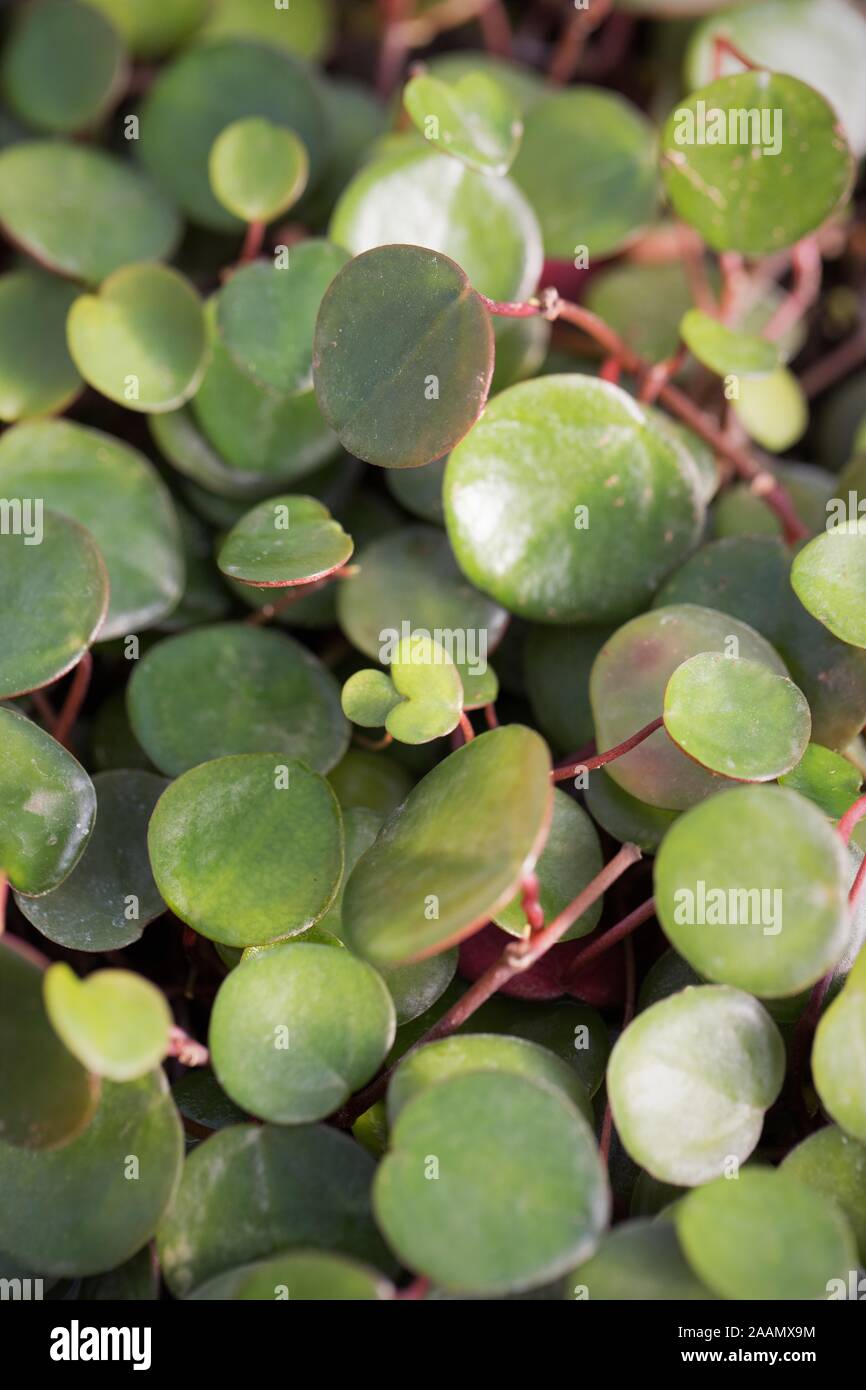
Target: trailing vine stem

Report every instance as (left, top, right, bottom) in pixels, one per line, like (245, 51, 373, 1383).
(239, 220, 265, 264)
(458, 711, 475, 742)
(479, 290, 810, 543)
(52, 652, 92, 750)
(562, 896, 656, 986)
(332, 841, 642, 1128)
(244, 565, 354, 627)
(836, 793, 866, 847)
(547, 0, 613, 86)
(550, 716, 664, 783)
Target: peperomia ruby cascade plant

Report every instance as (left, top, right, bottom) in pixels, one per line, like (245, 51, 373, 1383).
(1, 0, 866, 1307)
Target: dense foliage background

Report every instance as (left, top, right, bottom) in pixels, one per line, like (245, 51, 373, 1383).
(1, 0, 866, 1304)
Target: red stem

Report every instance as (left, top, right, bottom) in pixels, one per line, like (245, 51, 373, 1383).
(0, 872, 7, 936)
(240, 220, 265, 264)
(551, 716, 664, 783)
(52, 652, 92, 749)
(801, 318, 866, 398)
(849, 855, 866, 908)
(547, 0, 612, 86)
(484, 289, 809, 542)
(478, 0, 512, 57)
(332, 842, 642, 1126)
(562, 897, 656, 985)
(483, 702, 498, 729)
(458, 711, 475, 742)
(712, 34, 760, 78)
(763, 239, 822, 342)
(836, 794, 866, 846)
(520, 872, 545, 933)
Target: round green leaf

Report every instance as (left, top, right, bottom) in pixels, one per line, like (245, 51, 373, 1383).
(386, 456, 446, 525)
(85, 0, 208, 58)
(494, 790, 603, 942)
(570, 1219, 714, 1301)
(193, 298, 339, 484)
(0, 270, 82, 422)
(313, 245, 494, 470)
(157, 1122, 394, 1297)
(138, 40, 330, 231)
(148, 753, 344, 947)
(0, 510, 107, 697)
(342, 725, 552, 967)
(403, 70, 522, 176)
(0, 140, 180, 285)
(215, 241, 349, 394)
(791, 520, 866, 648)
(686, 0, 866, 159)
(385, 635, 463, 743)
(341, 668, 401, 728)
(584, 769, 679, 854)
(654, 535, 866, 752)
(608, 985, 785, 1185)
(209, 117, 308, 224)
(812, 957, 866, 1141)
(218, 494, 353, 587)
(198, 0, 335, 61)
(661, 73, 853, 255)
(590, 603, 787, 811)
(779, 743, 862, 821)
(444, 376, 704, 625)
(680, 308, 778, 378)
(0, 706, 96, 895)
(0, 936, 99, 1150)
(676, 1168, 857, 1300)
(43, 964, 172, 1082)
(149, 405, 283, 500)
(1, 0, 126, 135)
(14, 769, 167, 952)
(732, 366, 807, 452)
(511, 88, 658, 260)
(327, 748, 412, 818)
(387, 1033, 591, 1126)
(189, 1249, 392, 1301)
(459, 997, 610, 1098)
(336, 525, 507, 709)
(586, 262, 697, 366)
(329, 144, 542, 304)
(127, 623, 348, 776)
(67, 263, 206, 413)
(654, 784, 852, 997)
(210, 942, 395, 1123)
(0, 1069, 182, 1277)
(781, 1125, 866, 1263)
(0, 419, 184, 639)
(374, 1070, 609, 1294)
(523, 624, 612, 756)
(343, 635, 464, 745)
(316, 804, 458, 1025)
(663, 652, 811, 781)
